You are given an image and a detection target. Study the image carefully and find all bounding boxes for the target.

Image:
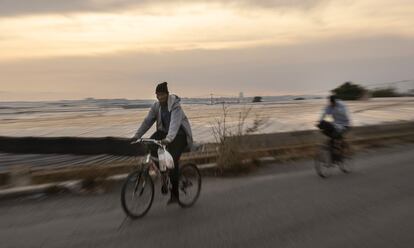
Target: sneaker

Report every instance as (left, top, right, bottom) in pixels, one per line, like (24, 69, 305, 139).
(167, 196, 179, 205)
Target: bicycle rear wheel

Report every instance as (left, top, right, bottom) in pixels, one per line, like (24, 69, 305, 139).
(314, 145, 332, 178)
(121, 170, 154, 219)
(178, 163, 201, 208)
(338, 142, 353, 173)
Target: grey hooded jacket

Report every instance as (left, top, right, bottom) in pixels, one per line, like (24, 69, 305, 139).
(133, 94, 193, 150)
(320, 100, 351, 127)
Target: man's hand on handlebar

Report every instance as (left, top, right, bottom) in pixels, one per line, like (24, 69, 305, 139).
(130, 138, 165, 146)
(160, 139, 170, 146)
(130, 138, 140, 144)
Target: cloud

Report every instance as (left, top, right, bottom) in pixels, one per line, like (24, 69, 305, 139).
(1, 35, 413, 100)
(1, 0, 413, 61)
(0, 0, 327, 17)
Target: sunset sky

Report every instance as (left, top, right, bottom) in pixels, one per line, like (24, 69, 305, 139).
(1, 0, 414, 100)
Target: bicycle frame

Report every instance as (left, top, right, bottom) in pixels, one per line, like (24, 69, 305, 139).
(131, 138, 164, 171)
(132, 138, 172, 189)
(141, 153, 162, 178)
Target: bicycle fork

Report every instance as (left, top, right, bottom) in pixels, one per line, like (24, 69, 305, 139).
(132, 171, 146, 199)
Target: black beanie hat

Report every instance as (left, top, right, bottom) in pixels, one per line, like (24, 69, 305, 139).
(156, 82, 169, 94)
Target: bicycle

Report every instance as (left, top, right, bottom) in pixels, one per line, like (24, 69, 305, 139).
(121, 138, 202, 219)
(314, 133, 353, 178)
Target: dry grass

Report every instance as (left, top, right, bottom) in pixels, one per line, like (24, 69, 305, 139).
(211, 103, 268, 175)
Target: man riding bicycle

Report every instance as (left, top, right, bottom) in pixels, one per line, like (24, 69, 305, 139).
(318, 95, 350, 137)
(132, 82, 193, 205)
(317, 95, 351, 160)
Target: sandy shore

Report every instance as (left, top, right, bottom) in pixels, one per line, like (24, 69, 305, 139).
(0, 97, 413, 143)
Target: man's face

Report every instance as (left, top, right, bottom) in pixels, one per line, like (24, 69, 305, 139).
(156, 92, 168, 104)
(329, 98, 336, 107)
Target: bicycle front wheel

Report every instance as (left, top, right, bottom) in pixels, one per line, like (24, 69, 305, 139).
(121, 170, 154, 219)
(314, 145, 332, 178)
(178, 163, 201, 208)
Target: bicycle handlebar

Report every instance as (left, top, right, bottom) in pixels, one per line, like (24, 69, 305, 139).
(131, 138, 163, 147)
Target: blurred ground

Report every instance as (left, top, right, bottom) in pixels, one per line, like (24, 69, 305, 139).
(0, 144, 413, 248)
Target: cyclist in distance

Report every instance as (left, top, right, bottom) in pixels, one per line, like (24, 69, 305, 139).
(317, 95, 350, 163)
(318, 95, 351, 137)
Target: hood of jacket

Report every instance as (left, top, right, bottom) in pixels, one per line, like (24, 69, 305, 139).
(166, 94, 181, 112)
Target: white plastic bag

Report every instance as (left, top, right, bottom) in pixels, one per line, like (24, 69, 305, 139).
(157, 147, 175, 171)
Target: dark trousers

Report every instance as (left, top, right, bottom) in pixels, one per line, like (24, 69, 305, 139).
(318, 120, 344, 139)
(149, 130, 187, 198)
(318, 120, 349, 161)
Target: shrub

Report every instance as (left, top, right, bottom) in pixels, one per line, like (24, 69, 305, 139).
(371, 87, 400, 98)
(332, 82, 368, 100)
(211, 104, 267, 175)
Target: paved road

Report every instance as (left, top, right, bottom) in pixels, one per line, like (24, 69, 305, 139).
(1, 144, 413, 248)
